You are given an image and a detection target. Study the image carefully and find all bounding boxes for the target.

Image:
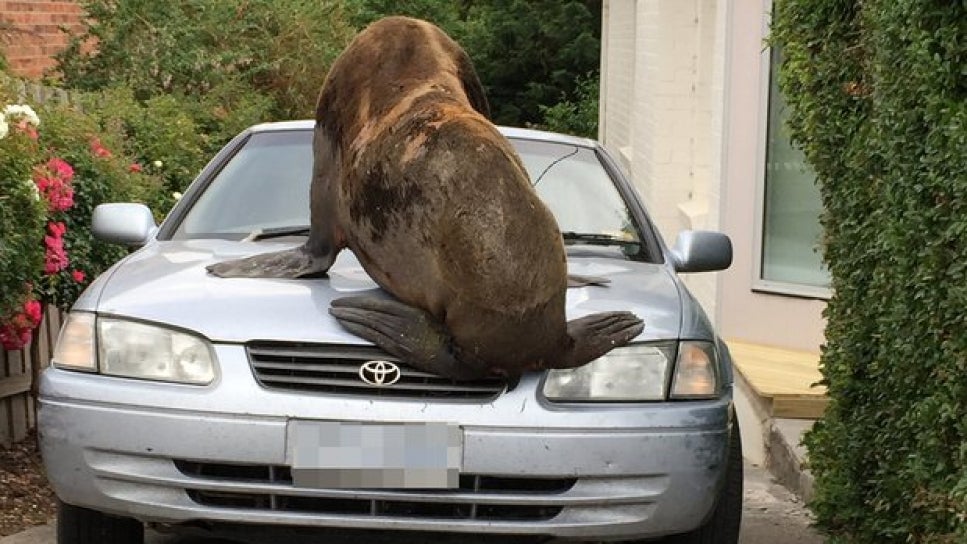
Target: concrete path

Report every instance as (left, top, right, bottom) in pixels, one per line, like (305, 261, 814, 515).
(1, 463, 823, 544)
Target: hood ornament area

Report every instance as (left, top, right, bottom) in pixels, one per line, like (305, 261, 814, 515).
(359, 360, 401, 386)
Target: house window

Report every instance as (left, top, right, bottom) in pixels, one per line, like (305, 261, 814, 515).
(760, 46, 830, 290)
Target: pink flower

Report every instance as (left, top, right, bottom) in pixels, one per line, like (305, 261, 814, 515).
(48, 221, 66, 238)
(16, 120, 38, 140)
(129, 163, 142, 173)
(0, 297, 41, 351)
(34, 158, 76, 212)
(47, 157, 74, 181)
(47, 182, 74, 212)
(23, 300, 42, 324)
(0, 326, 25, 351)
(90, 137, 112, 158)
(71, 270, 86, 283)
(35, 176, 52, 192)
(44, 222, 69, 274)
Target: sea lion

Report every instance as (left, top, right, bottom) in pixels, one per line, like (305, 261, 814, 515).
(208, 16, 644, 379)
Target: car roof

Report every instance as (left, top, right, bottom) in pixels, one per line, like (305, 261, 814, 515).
(248, 120, 599, 149)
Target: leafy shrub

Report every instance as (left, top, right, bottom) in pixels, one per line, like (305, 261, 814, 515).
(346, 0, 602, 129)
(771, 1, 966, 541)
(54, 0, 355, 120)
(0, 89, 46, 348)
(32, 102, 162, 308)
(539, 74, 599, 138)
(74, 87, 222, 214)
(0, 82, 164, 349)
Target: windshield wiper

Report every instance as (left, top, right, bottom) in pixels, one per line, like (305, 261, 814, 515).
(561, 231, 640, 247)
(244, 225, 311, 241)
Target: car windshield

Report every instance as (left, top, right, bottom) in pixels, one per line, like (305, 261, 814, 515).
(171, 129, 654, 261)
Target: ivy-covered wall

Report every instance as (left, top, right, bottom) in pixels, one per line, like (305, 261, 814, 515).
(771, 1, 965, 542)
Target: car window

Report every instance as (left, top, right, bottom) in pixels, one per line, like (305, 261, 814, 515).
(171, 130, 652, 260)
(514, 139, 640, 244)
(175, 131, 313, 238)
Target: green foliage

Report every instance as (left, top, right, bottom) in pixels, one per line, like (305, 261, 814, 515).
(0, 76, 165, 345)
(771, 1, 966, 541)
(0, 89, 46, 328)
(345, 0, 463, 29)
(347, 0, 602, 129)
(33, 102, 162, 308)
(460, 0, 601, 128)
(54, 0, 355, 120)
(74, 87, 223, 214)
(539, 74, 599, 138)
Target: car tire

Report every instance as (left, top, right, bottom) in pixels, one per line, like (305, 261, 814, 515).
(664, 419, 743, 544)
(57, 500, 144, 544)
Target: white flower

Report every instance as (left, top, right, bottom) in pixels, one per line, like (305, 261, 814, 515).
(0, 118, 8, 140)
(172, 192, 183, 201)
(153, 160, 164, 168)
(3, 104, 40, 127)
(26, 179, 40, 201)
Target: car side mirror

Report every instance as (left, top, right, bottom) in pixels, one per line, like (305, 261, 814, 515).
(92, 203, 158, 247)
(671, 230, 732, 273)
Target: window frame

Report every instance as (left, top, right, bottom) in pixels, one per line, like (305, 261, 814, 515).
(752, 36, 831, 301)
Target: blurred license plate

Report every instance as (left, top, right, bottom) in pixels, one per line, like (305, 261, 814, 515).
(288, 421, 462, 489)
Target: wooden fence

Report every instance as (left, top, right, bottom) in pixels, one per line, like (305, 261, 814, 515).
(0, 307, 64, 446)
(1, 79, 75, 446)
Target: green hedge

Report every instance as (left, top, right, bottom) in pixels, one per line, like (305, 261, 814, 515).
(771, 1, 965, 542)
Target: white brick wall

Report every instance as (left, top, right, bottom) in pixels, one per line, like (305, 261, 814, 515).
(600, 0, 726, 321)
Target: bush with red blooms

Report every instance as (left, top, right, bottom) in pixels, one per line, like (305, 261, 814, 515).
(0, 85, 163, 351)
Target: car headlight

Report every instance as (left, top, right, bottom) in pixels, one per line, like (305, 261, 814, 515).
(542, 341, 721, 402)
(543, 343, 676, 401)
(52, 313, 215, 385)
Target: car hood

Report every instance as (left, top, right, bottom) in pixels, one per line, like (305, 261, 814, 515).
(86, 240, 683, 344)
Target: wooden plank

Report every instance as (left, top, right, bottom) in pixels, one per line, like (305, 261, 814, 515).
(5, 349, 28, 442)
(0, 349, 10, 445)
(0, 374, 31, 398)
(727, 340, 826, 397)
(772, 396, 829, 419)
(727, 339, 827, 420)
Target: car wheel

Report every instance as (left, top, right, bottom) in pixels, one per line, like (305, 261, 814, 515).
(664, 419, 743, 544)
(57, 500, 144, 544)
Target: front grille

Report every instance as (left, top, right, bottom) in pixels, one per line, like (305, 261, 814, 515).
(176, 460, 574, 521)
(247, 343, 508, 400)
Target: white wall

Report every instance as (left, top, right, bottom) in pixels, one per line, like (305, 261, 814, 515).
(715, 0, 826, 352)
(600, 0, 826, 351)
(600, 0, 725, 321)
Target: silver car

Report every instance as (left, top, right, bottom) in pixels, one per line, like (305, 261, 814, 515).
(40, 122, 740, 544)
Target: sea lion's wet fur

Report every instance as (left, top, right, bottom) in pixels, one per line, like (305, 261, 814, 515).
(208, 17, 643, 378)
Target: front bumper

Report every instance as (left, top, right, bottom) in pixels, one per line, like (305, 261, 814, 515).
(39, 345, 733, 542)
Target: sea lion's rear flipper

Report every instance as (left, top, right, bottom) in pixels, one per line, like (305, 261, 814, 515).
(553, 312, 645, 369)
(207, 245, 334, 278)
(329, 296, 490, 380)
(567, 274, 611, 288)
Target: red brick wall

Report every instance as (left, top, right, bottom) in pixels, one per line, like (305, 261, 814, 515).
(1, 1, 85, 80)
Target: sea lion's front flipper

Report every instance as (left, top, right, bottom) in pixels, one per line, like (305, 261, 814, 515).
(207, 245, 334, 278)
(329, 296, 489, 380)
(567, 274, 611, 288)
(553, 312, 645, 369)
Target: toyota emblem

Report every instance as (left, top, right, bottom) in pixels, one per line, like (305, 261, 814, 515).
(358, 360, 402, 386)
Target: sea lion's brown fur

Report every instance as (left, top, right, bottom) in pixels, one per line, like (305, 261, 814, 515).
(209, 17, 643, 378)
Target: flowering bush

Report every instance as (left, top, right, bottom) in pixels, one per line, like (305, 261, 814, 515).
(0, 99, 47, 350)
(30, 101, 162, 310)
(0, 86, 164, 351)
